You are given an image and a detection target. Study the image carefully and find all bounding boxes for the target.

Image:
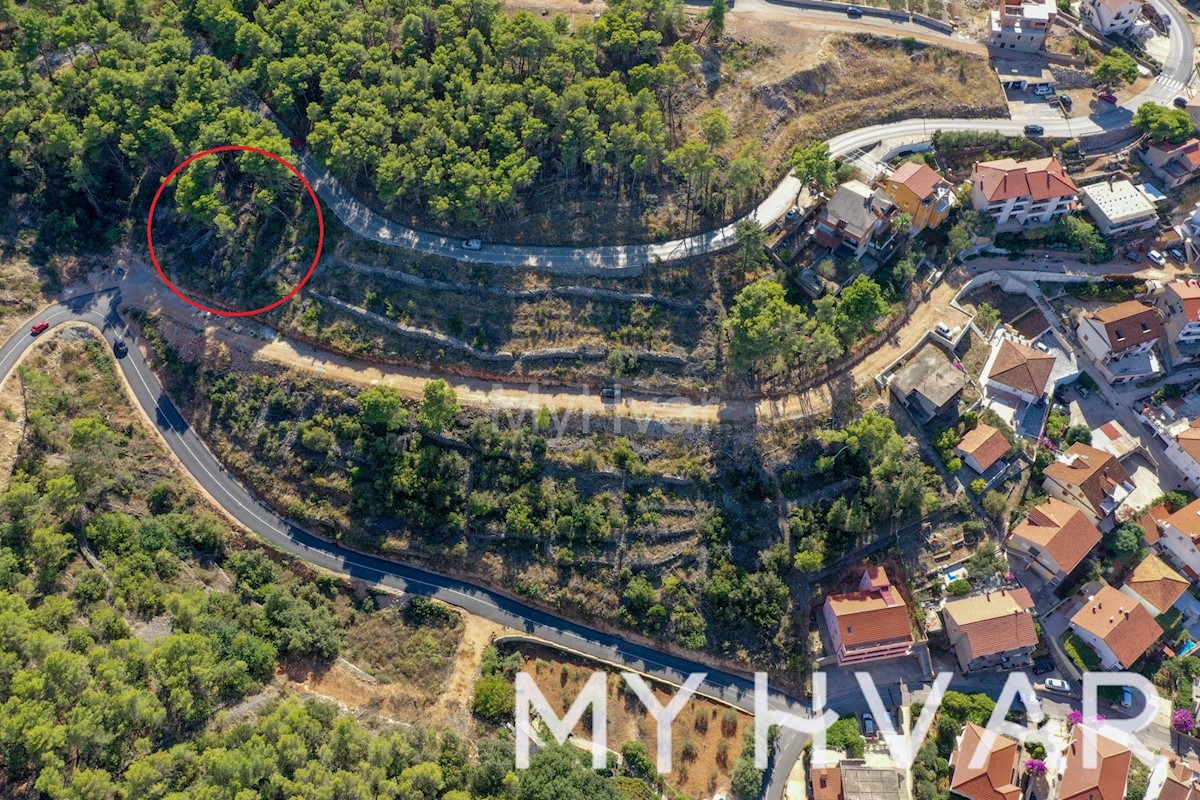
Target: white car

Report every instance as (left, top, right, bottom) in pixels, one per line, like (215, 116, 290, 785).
(786, 206, 799, 221)
(935, 323, 953, 339)
(1148, 249, 1166, 266)
(1044, 678, 1071, 694)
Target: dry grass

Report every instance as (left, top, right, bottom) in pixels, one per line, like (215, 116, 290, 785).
(345, 604, 464, 692)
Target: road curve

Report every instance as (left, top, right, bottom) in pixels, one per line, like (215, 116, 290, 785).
(0, 290, 811, 719)
(285, 0, 1193, 274)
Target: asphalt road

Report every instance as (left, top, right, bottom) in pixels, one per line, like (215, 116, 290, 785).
(275, 0, 1195, 275)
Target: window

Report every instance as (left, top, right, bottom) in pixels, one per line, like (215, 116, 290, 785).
(1115, 328, 1126, 341)
(1141, 322, 1151, 333)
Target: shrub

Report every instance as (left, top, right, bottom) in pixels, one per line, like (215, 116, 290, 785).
(947, 579, 971, 596)
(472, 675, 516, 722)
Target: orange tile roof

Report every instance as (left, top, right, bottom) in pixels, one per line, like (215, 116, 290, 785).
(812, 765, 844, 800)
(826, 572, 914, 650)
(1070, 585, 1163, 668)
(949, 723, 1021, 800)
(1060, 726, 1132, 800)
(1042, 443, 1132, 516)
(1152, 139, 1200, 174)
(1139, 503, 1170, 545)
(888, 161, 945, 201)
(1125, 554, 1188, 613)
(1087, 301, 1163, 354)
(957, 424, 1012, 472)
(944, 589, 1038, 661)
(1159, 754, 1200, 800)
(1010, 497, 1101, 574)
(986, 339, 1055, 398)
(1176, 420, 1200, 465)
(1165, 496, 1200, 540)
(973, 157, 1078, 203)
(1168, 280, 1200, 325)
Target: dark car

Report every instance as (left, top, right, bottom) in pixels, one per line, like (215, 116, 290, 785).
(1023, 124, 1044, 136)
(30, 320, 49, 336)
(1176, 96, 1190, 109)
(113, 339, 128, 358)
(846, 4, 862, 15)
(599, 386, 620, 402)
(289, 137, 306, 153)
(1169, 247, 1186, 262)
(1033, 659, 1054, 675)
(1060, 94, 1072, 109)
(1098, 92, 1118, 105)
(1125, 249, 1144, 263)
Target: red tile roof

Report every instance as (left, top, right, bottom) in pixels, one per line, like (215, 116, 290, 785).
(888, 161, 945, 201)
(1010, 497, 1102, 574)
(1060, 726, 1132, 800)
(949, 723, 1021, 800)
(1168, 280, 1200, 325)
(1124, 554, 1188, 613)
(826, 569, 914, 650)
(1140, 503, 1170, 545)
(812, 765, 844, 800)
(973, 157, 1078, 203)
(1070, 585, 1163, 668)
(1042, 443, 1132, 516)
(944, 589, 1038, 661)
(985, 339, 1055, 397)
(957, 423, 1011, 473)
(1087, 300, 1163, 354)
(1164, 496, 1200, 540)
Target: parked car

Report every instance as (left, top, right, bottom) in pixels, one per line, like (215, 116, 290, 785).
(1125, 249, 1144, 263)
(1098, 92, 1118, 105)
(786, 206, 799, 221)
(1033, 84, 1054, 96)
(1045, 678, 1071, 694)
(461, 238, 482, 250)
(1033, 659, 1054, 675)
(1023, 124, 1045, 136)
(289, 137, 306, 153)
(599, 386, 620, 402)
(846, 4, 862, 15)
(1121, 686, 1134, 707)
(1148, 249, 1166, 266)
(934, 322, 953, 339)
(1078, 385, 1091, 398)
(1176, 96, 1190, 109)
(1169, 247, 1186, 262)
(1060, 94, 1073, 109)
(861, 712, 876, 739)
(30, 320, 49, 336)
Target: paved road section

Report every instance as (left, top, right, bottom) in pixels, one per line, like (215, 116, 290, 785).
(281, 0, 1193, 274)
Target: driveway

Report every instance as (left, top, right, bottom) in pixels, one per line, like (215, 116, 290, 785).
(1005, 89, 1065, 121)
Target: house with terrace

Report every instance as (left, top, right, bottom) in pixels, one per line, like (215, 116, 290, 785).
(821, 566, 915, 666)
(1156, 497, 1200, 578)
(970, 156, 1077, 228)
(1080, 0, 1150, 38)
(948, 723, 1022, 800)
(954, 423, 1012, 476)
(814, 180, 899, 260)
(1160, 279, 1200, 367)
(942, 588, 1039, 673)
(1079, 178, 1161, 237)
(883, 161, 954, 232)
(1042, 443, 1134, 527)
(1059, 725, 1132, 800)
(1141, 139, 1200, 191)
(1006, 497, 1102, 585)
(1077, 300, 1164, 385)
(979, 333, 1058, 437)
(989, 0, 1057, 51)
(1069, 584, 1163, 670)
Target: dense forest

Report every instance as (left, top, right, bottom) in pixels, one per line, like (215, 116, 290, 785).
(0, 331, 671, 798)
(0, 0, 747, 246)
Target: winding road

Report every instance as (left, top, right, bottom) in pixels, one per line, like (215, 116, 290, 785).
(288, 0, 1195, 275)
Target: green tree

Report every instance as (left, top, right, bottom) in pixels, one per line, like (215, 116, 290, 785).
(1106, 521, 1144, 561)
(419, 379, 460, 434)
(707, 0, 727, 39)
(789, 141, 835, 194)
(1132, 102, 1196, 143)
(472, 675, 516, 722)
(794, 550, 824, 573)
(724, 279, 803, 373)
(975, 302, 1001, 334)
(358, 385, 408, 432)
(983, 490, 1008, 522)
(699, 108, 731, 150)
(735, 219, 768, 269)
(836, 275, 890, 342)
(1094, 47, 1139, 86)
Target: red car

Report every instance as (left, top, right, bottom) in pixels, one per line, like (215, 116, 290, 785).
(1097, 92, 1118, 105)
(30, 320, 49, 335)
(289, 137, 306, 153)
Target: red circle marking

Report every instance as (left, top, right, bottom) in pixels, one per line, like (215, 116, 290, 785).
(146, 144, 324, 317)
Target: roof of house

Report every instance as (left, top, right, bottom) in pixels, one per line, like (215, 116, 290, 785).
(1149, 139, 1200, 178)
(1125, 553, 1188, 613)
(825, 571, 914, 650)
(985, 338, 1055, 397)
(1168, 279, 1200, 324)
(1042, 443, 1132, 516)
(948, 723, 1022, 800)
(1164, 496, 1200, 540)
(840, 761, 906, 800)
(972, 157, 1078, 203)
(943, 589, 1038, 660)
(887, 161, 945, 202)
(1070, 584, 1163, 668)
(1176, 419, 1200, 465)
(891, 347, 968, 411)
(1009, 497, 1101, 574)
(1159, 754, 1200, 800)
(1086, 300, 1163, 354)
(821, 180, 896, 239)
(956, 424, 1011, 472)
(812, 764, 844, 800)
(1139, 503, 1170, 545)
(1090, 420, 1139, 461)
(1059, 726, 1132, 800)
(1080, 179, 1157, 226)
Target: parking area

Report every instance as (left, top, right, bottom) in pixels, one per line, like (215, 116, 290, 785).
(1123, 453, 1166, 510)
(1004, 89, 1066, 121)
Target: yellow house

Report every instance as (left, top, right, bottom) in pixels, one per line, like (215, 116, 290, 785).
(884, 161, 954, 231)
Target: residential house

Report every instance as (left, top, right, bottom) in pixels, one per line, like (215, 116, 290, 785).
(1077, 300, 1164, 385)
(812, 761, 907, 800)
(1080, 0, 1150, 37)
(1121, 553, 1188, 616)
(1146, 753, 1200, 800)
(814, 180, 898, 259)
(1007, 497, 1102, 584)
(954, 423, 1012, 475)
(1089, 420, 1141, 461)
(883, 161, 954, 232)
(948, 723, 1022, 800)
(989, 0, 1057, 51)
(1141, 139, 1200, 191)
(980, 336, 1056, 404)
(1042, 442, 1134, 524)
(1157, 497, 1200, 578)
(1069, 584, 1163, 670)
(1079, 179, 1160, 237)
(822, 566, 915, 666)
(1059, 725, 1132, 800)
(811, 764, 844, 800)
(942, 588, 1039, 673)
(889, 346, 968, 422)
(1161, 279, 1200, 365)
(970, 157, 1078, 227)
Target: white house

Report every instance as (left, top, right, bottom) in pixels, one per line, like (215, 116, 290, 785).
(1161, 279, 1200, 365)
(1080, 0, 1150, 37)
(1158, 497, 1200, 578)
(971, 157, 1078, 227)
(1077, 300, 1164, 385)
(980, 335, 1056, 404)
(990, 0, 1057, 52)
(1042, 443, 1134, 525)
(1069, 584, 1163, 670)
(1078, 179, 1160, 237)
